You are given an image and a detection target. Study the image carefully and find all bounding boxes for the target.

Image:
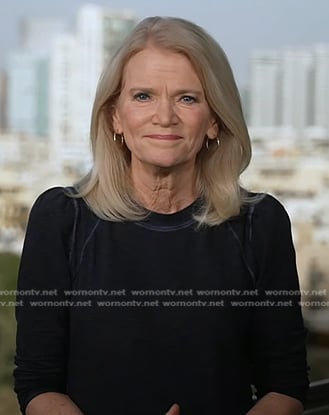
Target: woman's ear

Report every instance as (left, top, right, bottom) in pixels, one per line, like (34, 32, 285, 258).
(207, 119, 219, 140)
(112, 105, 122, 133)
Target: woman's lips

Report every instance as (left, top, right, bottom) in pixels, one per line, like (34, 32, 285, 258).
(146, 134, 182, 140)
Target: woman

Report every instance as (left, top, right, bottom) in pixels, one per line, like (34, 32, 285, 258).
(14, 17, 309, 415)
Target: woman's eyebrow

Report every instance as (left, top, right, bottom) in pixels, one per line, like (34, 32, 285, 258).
(128, 87, 204, 96)
(174, 89, 203, 96)
(128, 87, 155, 94)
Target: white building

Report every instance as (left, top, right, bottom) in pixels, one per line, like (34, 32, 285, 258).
(281, 48, 313, 138)
(49, 33, 81, 171)
(5, 6, 136, 171)
(249, 50, 281, 128)
(313, 45, 329, 134)
(248, 44, 329, 141)
(49, 4, 136, 172)
(0, 70, 7, 131)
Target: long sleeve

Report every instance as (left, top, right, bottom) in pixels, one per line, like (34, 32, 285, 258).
(14, 187, 76, 414)
(249, 194, 309, 405)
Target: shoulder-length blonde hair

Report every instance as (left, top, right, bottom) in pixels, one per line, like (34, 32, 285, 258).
(75, 16, 253, 225)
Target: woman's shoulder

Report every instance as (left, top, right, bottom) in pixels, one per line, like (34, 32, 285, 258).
(29, 186, 99, 231)
(247, 192, 292, 235)
(27, 186, 83, 232)
(251, 192, 290, 218)
(30, 186, 75, 213)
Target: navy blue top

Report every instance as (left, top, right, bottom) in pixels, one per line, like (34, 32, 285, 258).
(14, 187, 309, 414)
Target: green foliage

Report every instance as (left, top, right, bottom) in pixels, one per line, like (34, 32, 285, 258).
(0, 252, 19, 291)
(0, 252, 20, 386)
(0, 386, 20, 415)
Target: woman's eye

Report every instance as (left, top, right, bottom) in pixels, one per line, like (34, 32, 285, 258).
(134, 93, 150, 101)
(180, 95, 196, 104)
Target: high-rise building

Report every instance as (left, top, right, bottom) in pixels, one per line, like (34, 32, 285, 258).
(249, 50, 281, 128)
(76, 4, 136, 156)
(7, 17, 67, 137)
(248, 44, 329, 140)
(49, 33, 80, 170)
(7, 51, 49, 136)
(0, 70, 7, 131)
(281, 48, 313, 136)
(49, 4, 136, 172)
(314, 45, 329, 133)
(6, 6, 135, 170)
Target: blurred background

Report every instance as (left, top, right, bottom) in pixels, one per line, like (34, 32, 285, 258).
(0, 0, 328, 413)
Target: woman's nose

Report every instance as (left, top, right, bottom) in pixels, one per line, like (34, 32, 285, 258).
(151, 98, 179, 126)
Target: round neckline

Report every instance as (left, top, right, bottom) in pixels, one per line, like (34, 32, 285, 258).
(135, 198, 202, 231)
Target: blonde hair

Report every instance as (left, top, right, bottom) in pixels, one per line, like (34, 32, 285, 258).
(75, 16, 253, 225)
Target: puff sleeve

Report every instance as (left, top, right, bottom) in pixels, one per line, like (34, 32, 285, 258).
(13, 187, 76, 414)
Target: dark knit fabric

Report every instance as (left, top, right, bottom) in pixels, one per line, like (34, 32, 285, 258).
(14, 187, 309, 414)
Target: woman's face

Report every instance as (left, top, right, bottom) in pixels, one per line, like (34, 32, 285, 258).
(113, 46, 218, 172)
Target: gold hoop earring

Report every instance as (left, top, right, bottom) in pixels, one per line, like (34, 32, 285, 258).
(113, 132, 124, 145)
(205, 136, 220, 150)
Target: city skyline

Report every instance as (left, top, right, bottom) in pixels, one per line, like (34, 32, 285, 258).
(0, 3, 328, 328)
(1, 0, 329, 88)
(2, 2, 329, 172)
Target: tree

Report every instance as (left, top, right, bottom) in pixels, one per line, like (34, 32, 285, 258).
(0, 252, 20, 385)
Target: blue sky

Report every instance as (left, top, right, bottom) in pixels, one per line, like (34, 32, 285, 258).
(1, 0, 329, 87)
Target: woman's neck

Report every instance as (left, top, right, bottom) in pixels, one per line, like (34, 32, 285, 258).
(130, 162, 198, 214)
